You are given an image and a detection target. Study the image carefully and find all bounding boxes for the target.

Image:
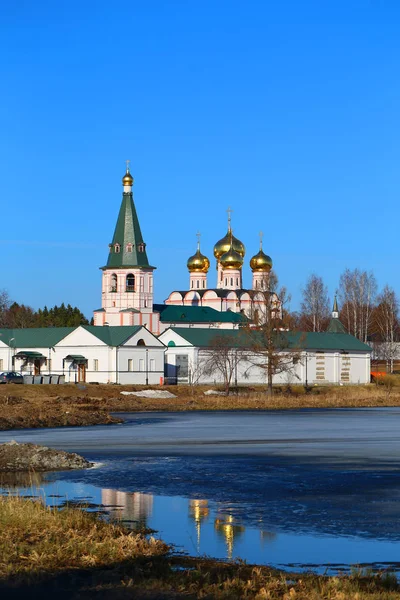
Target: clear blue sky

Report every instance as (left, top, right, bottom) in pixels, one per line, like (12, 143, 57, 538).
(1, 1, 399, 318)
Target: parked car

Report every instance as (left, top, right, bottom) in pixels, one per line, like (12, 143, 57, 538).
(0, 372, 24, 384)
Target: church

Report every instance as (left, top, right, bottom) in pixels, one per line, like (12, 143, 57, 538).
(0, 164, 372, 386)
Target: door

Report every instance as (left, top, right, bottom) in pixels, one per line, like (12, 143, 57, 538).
(78, 363, 86, 382)
(34, 360, 41, 375)
(176, 354, 189, 382)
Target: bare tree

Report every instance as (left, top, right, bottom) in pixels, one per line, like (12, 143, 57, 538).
(338, 268, 377, 342)
(371, 285, 399, 373)
(245, 279, 303, 396)
(202, 334, 248, 395)
(300, 273, 330, 332)
(0, 290, 11, 327)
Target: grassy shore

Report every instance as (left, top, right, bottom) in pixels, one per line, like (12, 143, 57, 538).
(0, 496, 399, 599)
(1, 381, 400, 430)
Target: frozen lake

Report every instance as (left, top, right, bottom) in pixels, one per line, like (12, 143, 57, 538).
(2, 408, 400, 573)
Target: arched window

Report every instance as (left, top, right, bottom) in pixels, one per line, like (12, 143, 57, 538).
(126, 243, 133, 253)
(168, 340, 176, 347)
(126, 274, 135, 292)
(114, 243, 120, 253)
(196, 280, 199, 288)
(137, 339, 146, 346)
(110, 273, 117, 292)
(230, 278, 233, 286)
(203, 280, 205, 288)
(137, 243, 145, 253)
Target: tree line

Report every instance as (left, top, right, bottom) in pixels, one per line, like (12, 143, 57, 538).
(0, 290, 90, 328)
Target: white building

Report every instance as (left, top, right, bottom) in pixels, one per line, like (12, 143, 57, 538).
(0, 325, 165, 384)
(159, 326, 371, 386)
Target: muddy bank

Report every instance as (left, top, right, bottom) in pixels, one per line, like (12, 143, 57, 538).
(0, 441, 92, 471)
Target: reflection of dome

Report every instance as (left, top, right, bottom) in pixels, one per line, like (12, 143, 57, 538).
(250, 249, 272, 272)
(214, 230, 245, 260)
(187, 248, 210, 273)
(122, 167, 134, 186)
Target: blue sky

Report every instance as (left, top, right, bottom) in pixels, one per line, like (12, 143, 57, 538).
(1, 1, 399, 318)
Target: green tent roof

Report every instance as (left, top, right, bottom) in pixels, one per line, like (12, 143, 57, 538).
(104, 191, 155, 270)
(157, 305, 247, 324)
(326, 317, 347, 334)
(168, 328, 371, 352)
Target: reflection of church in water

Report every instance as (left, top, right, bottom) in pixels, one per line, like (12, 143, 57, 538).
(102, 489, 153, 528)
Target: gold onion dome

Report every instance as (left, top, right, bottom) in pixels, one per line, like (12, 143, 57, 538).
(219, 239, 244, 270)
(122, 163, 134, 186)
(250, 236, 272, 272)
(214, 229, 245, 259)
(187, 243, 210, 273)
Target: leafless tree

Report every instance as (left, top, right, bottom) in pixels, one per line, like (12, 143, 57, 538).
(372, 285, 399, 373)
(300, 273, 330, 332)
(245, 280, 303, 396)
(0, 290, 11, 327)
(202, 334, 249, 395)
(338, 268, 377, 342)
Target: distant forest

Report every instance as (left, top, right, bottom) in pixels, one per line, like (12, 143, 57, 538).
(0, 291, 90, 328)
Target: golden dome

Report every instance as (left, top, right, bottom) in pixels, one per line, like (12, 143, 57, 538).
(250, 236, 272, 271)
(214, 230, 245, 259)
(219, 245, 244, 270)
(187, 248, 210, 273)
(122, 163, 134, 186)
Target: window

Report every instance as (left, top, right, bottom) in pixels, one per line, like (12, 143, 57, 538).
(230, 278, 233, 286)
(137, 243, 145, 253)
(191, 281, 193, 288)
(236, 278, 239, 286)
(126, 274, 135, 292)
(139, 359, 145, 371)
(126, 243, 132, 253)
(111, 273, 117, 292)
(196, 280, 199, 288)
(220, 271, 223, 281)
(128, 359, 133, 372)
(114, 243, 120, 253)
(93, 359, 99, 371)
(137, 339, 146, 346)
(203, 280, 205, 288)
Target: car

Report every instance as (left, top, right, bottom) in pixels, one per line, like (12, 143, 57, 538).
(0, 372, 24, 384)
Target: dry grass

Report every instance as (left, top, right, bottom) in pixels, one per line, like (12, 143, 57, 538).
(2, 382, 400, 431)
(1, 496, 400, 599)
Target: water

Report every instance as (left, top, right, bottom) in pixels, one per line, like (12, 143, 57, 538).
(2, 409, 400, 573)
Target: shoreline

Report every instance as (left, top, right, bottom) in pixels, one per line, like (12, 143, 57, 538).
(1, 382, 400, 431)
(1, 495, 399, 599)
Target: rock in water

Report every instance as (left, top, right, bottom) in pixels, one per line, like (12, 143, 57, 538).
(0, 441, 93, 472)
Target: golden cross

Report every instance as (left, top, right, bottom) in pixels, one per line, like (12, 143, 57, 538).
(227, 206, 233, 229)
(259, 231, 263, 249)
(125, 159, 131, 172)
(196, 231, 201, 250)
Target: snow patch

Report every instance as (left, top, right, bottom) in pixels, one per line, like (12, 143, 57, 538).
(120, 390, 177, 399)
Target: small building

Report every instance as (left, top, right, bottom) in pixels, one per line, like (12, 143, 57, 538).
(0, 325, 165, 384)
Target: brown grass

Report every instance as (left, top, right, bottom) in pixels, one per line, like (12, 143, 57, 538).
(1, 382, 400, 431)
(1, 496, 400, 599)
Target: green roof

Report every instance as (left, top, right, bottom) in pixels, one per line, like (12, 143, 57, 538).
(0, 327, 75, 348)
(168, 328, 371, 352)
(104, 191, 155, 270)
(326, 317, 347, 334)
(81, 325, 142, 346)
(0, 326, 145, 348)
(158, 305, 247, 324)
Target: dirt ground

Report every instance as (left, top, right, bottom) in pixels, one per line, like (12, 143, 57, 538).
(0, 381, 399, 431)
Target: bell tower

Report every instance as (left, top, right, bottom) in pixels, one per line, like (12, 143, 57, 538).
(93, 163, 160, 333)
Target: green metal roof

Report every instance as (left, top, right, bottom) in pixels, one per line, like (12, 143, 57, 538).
(104, 191, 155, 270)
(158, 305, 247, 324)
(0, 326, 146, 348)
(326, 317, 347, 334)
(168, 328, 371, 352)
(82, 325, 143, 346)
(15, 351, 45, 358)
(0, 327, 75, 348)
